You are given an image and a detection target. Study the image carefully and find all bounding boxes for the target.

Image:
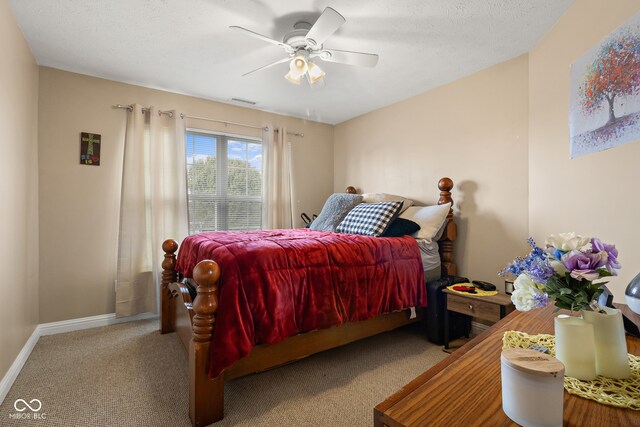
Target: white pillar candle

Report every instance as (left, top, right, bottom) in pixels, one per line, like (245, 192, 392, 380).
(554, 315, 596, 381)
(582, 307, 630, 379)
(501, 348, 565, 427)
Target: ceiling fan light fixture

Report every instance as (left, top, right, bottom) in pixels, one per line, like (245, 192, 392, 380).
(307, 62, 325, 84)
(284, 70, 302, 85)
(290, 55, 308, 75)
(232, 7, 379, 84)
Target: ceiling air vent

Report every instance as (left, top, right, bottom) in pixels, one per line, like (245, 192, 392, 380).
(231, 97, 256, 105)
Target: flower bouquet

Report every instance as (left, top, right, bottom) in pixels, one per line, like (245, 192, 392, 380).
(500, 233, 630, 381)
(500, 233, 621, 312)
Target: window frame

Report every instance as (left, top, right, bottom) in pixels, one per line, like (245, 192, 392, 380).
(185, 128, 263, 233)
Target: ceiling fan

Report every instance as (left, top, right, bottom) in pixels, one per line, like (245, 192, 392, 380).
(230, 7, 379, 85)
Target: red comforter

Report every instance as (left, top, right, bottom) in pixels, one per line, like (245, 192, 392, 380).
(176, 228, 426, 378)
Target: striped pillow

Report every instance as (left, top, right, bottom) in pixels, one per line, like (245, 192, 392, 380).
(336, 201, 404, 237)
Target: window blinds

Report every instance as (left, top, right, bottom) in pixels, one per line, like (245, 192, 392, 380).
(185, 131, 262, 233)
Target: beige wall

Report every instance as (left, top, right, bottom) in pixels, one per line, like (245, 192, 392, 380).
(334, 56, 530, 289)
(38, 68, 333, 322)
(0, 0, 39, 378)
(8, 0, 638, 371)
(529, 0, 640, 300)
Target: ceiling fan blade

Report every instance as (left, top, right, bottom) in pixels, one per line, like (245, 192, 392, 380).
(316, 49, 379, 68)
(241, 57, 290, 77)
(230, 26, 287, 48)
(305, 7, 345, 48)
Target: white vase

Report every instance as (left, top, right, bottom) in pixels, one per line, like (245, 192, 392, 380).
(581, 307, 630, 379)
(554, 314, 596, 381)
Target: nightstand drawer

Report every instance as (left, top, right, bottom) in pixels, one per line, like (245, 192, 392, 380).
(447, 294, 501, 322)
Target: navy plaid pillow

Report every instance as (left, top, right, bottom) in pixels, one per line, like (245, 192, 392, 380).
(336, 201, 404, 237)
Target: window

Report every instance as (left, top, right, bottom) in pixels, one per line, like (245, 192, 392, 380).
(185, 130, 262, 234)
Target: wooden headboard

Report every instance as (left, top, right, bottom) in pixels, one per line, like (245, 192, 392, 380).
(344, 177, 457, 277)
(437, 177, 457, 276)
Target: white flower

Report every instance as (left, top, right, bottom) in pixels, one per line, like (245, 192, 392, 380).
(511, 274, 543, 311)
(545, 232, 592, 252)
(550, 260, 568, 275)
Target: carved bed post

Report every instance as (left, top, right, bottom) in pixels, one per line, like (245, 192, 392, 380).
(437, 177, 458, 276)
(161, 239, 179, 334)
(190, 260, 224, 426)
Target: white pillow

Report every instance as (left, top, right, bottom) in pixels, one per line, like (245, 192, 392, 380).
(361, 193, 414, 214)
(399, 203, 451, 240)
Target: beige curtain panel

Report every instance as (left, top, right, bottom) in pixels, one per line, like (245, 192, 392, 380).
(116, 105, 188, 318)
(262, 127, 293, 229)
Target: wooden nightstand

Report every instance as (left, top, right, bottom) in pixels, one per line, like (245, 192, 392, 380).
(443, 288, 515, 349)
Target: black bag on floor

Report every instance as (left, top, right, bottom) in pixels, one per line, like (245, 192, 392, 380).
(424, 275, 470, 344)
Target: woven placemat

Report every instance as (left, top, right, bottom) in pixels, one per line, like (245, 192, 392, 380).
(502, 330, 640, 411)
(446, 284, 498, 297)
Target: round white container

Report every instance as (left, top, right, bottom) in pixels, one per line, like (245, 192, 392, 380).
(501, 348, 565, 427)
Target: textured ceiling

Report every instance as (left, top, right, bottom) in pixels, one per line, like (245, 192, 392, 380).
(9, 0, 573, 124)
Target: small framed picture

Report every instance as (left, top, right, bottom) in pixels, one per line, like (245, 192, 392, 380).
(80, 132, 101, 166)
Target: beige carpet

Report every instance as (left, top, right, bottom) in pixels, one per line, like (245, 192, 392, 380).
(1, 319, 446, 426)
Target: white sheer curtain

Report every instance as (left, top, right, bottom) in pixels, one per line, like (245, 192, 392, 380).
(262, 127, 293, 229)
(116, 105, 188, 317)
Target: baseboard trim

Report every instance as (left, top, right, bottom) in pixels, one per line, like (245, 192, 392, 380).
(471, 320, 491, 337)
(38, 312, 157, 336)
(0, 327, 40, 405)
(0, 312, 158, 405)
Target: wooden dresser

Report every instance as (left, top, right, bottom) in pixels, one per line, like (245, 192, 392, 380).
(374, 304, 640, 426)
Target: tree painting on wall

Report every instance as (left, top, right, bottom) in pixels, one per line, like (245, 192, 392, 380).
(569, 12, 640, 158)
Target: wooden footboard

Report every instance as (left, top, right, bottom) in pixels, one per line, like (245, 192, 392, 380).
(189, 260, 224, 426)
(161, 239, 195, 349)
(160, 177, 458, 426)
(160, 251, 422, 426)
(169, 281, 193, 350)
(161, 240, 222, 425)
(160, 239, 179, 334)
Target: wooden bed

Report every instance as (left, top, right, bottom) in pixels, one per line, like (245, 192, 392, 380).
(160, 177, 458, 426)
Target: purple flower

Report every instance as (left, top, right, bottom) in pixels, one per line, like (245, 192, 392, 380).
(591, 238, 621, 274)
(532, 293, 550, 308)
(528, 258, 556, 284)
(561, 250, 607, 281)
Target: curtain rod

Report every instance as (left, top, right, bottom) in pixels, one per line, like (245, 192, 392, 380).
(180, 113, 304, 138)
(112, 104, 174, 117)
(111, 104, 304, 137)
